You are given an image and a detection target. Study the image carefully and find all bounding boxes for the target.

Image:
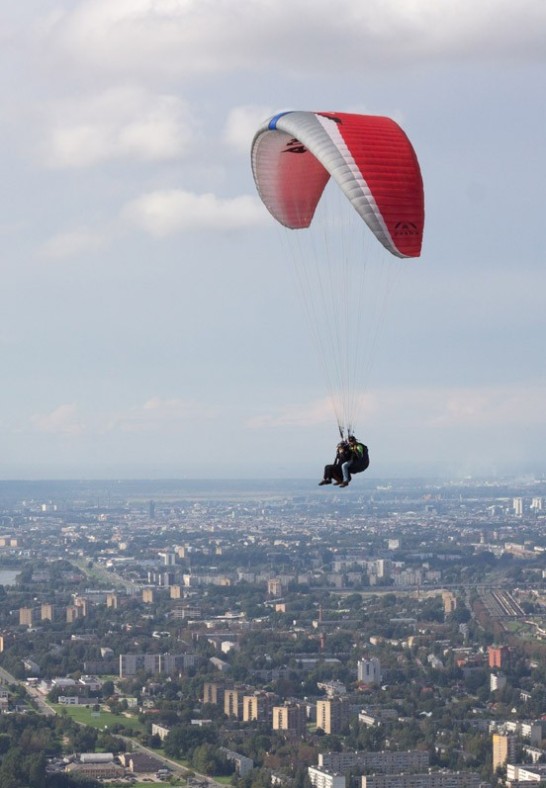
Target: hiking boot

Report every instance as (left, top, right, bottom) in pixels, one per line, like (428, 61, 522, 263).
(318, 479, 331, 486)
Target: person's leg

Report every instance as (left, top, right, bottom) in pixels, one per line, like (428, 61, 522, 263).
(339, 461, 352, 486)
(319, 464, 334, 485)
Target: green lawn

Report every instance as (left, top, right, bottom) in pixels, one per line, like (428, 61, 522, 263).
(53, 703, 146, 733)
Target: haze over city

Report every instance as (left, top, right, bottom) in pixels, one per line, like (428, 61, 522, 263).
(1, 1, 545, 479)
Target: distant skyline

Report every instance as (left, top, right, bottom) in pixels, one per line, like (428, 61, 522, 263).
(1, 1, 545, 479)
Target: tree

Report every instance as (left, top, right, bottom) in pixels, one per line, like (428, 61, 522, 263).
(101, 680, 115, 698)
(27, 752, 47, 788)
(70, 725, 97, 753)
(164, 723, 217, 759)
(192, 743, 233, 776)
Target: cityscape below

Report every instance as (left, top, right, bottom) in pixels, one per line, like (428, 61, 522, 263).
(0, 475, 544, 788)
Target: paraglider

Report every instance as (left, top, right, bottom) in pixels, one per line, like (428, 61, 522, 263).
(319, 436, 369, 488)
(251, 110, 424, 481)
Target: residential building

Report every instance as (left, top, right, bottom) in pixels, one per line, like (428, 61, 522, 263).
(243, 691, 276, 723)
(361, 772, 482, 788)
(358, 657, 382, 685)
(224, 687, 244, 719)
(492, 733, 516, 771)
(308, 767, 346, 788)
(203, 681, 225, 706)
(273, 702, 307, 735)
(316, 697, 351, 734)
(219, 748, 254, 777)
(319, 751, 429, 773)
(119, 653, 196, 678)
(19, 607, 36, 627)
(488, 645, 509, 669)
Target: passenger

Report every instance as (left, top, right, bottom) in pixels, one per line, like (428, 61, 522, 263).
(338, 436, 370, 488)
(319, 441, 351, 486)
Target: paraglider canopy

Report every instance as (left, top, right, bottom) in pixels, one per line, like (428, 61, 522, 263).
(251, 110, 424, 258)
(251, 110, 424, 439)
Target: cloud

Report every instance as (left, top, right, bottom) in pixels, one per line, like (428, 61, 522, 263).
(40, 226, 106, 258)
(123, 189, 268, 236)
(248, 384, 546, 432)
(247, 398, 340, 429)
(224, 105, 275, 154)
(41, 86, 193, 168)
(40, 187, 268, 256)
(377, 385, 546, 429)
(108, 397, 218, 433)
(30, 404, 84, 435)
(27, 398, 218, 437)
(41, 0, 546, 82)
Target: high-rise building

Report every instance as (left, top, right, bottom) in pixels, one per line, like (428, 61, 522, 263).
(376, 560, 392, 580)
(66, 605, 80, 623)
(19, 607, 35, 627)
(273, 702, 307, 735)
(492, 733, 516, 770)
(442, 592, 457, 614)
(488, 645, 509, 669)
(358, 657, 382, 685)
(142, 588, 155, 604)
(224, 688, 244, 719)
(490, 673, 507, 692)
(243, 691, 276, 723)
(41, 604, 55, 621)
(513, 497, 523, 516)
(203, 681, 225, 706)
(316, 697, 351, 734)
(74, 597, 88, 616)
(268, 578, 284, 597)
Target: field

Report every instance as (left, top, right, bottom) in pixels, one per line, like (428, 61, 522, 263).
(53, 703, 146, 733)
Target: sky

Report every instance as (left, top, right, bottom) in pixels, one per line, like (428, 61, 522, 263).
(0, 0, 545, 480)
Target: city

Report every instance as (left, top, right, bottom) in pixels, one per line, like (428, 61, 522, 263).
(0, 476, 544, 786)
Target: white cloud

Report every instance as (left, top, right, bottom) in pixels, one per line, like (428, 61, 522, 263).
(248, 384, 546, 432)
(108, 397, 218, 433)
(42, 86, 193, 168)
(41, 0, 546, 81)
(40, 227, 106, 258)
(247, 398, 334, 429)
(30, 404, 84, 435)
(123, 189, 268, 236)
(25, 398, 218, 438)
(224, 105, 275, 154)
(374, 385, 546, 429)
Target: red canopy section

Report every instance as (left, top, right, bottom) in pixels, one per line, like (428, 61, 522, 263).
(251, 111, 424, 258)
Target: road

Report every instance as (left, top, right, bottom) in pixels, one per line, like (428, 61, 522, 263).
(0, 665, 57, 716)
(118, 735, 225, 784)
(0, 667, 221, 787)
